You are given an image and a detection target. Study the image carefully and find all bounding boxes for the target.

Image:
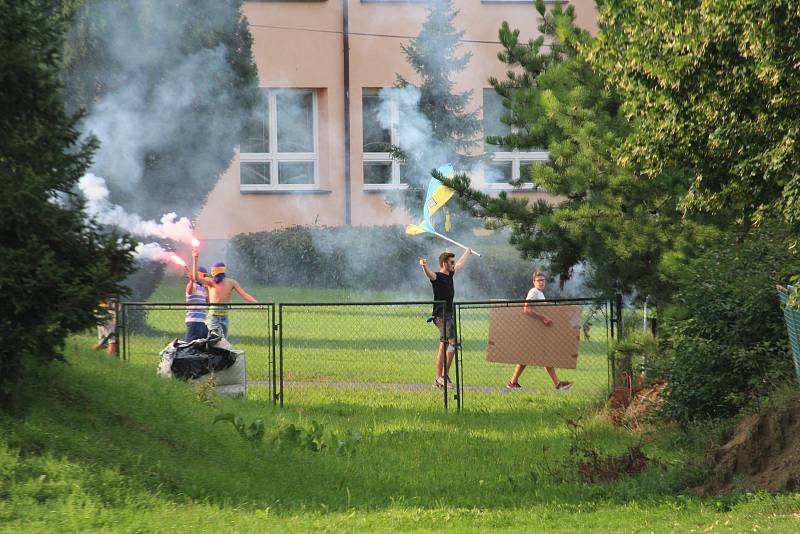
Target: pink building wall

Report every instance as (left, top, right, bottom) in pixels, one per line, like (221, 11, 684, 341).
(196, 0, 597, 240)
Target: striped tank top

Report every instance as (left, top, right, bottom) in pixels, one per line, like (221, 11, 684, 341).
(185, 284, 208, 323)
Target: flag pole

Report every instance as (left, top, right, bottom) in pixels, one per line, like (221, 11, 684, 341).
(432, 231, 481, 257)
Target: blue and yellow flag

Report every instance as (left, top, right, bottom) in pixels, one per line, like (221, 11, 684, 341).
(405, 164, 455, 236)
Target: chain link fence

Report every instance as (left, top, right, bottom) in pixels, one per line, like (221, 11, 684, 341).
(454, 298, 611, 412)
(118, 298, 612, 412)
(277, 302, 453, 410)
(119, 303, 276, 403)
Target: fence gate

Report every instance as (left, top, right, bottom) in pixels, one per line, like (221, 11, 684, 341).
(277, 301, 453, 410)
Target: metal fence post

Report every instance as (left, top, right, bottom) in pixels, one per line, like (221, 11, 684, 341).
(271, 304, 277, 406)
(615, 292, 623, 342)
(443, 304, 449, 412)
(607, 299, 614, 396)
(119, 302, 126, 362)
(278, 304, 284, 408)
(608, 297, 619, 339)
(454, 302, 462, 412)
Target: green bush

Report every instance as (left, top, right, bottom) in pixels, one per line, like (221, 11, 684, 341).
(660, 223, 799, 424)
(231, 225, 533, 298)
(231, 225, 425, 291)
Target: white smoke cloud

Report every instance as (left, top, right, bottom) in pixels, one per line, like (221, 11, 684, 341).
(83, 46, 234, 193)
(78, 173, 195, 245)
(378, 86, 453, 180)
(65, 0, 257, 225)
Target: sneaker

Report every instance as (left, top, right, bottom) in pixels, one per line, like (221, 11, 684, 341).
(555, 381, 573, 391)
(435, 377, 455, 389)
(506, 381, 522, 389)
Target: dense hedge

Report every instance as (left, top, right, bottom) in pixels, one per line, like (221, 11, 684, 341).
(231, 225, 533, 299)
(232, 225, 422, 290)
(660, 223, 800, 424)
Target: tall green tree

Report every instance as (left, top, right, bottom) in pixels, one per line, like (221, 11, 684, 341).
(589, 0, 800, 241)
(442, 0, 708, 299)
(61, 0, 259, 220)
(394, 0, 481, 231)
(397, 0, 481, 166)
(0, 0, 135, 407)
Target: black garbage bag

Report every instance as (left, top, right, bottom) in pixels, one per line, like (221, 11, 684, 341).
(168, 333, 237, 380)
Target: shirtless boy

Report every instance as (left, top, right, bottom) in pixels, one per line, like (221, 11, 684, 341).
(192, 252, 259, 339)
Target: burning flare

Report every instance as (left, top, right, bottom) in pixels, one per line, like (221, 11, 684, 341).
(170, 253, 188, 269)
(191, 237, 200, 248)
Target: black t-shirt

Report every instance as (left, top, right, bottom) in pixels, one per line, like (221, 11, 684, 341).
(431, 271, 455, 317)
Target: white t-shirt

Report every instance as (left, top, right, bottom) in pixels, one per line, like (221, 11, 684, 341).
(526, 287, 546, 301)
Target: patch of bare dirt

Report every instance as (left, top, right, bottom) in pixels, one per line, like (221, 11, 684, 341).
(698, 395, 800, 495)
(561, 418, 661, 483)
(577, 445, 653, 483)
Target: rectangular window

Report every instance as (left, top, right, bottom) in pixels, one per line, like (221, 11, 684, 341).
(241, 100, 269, 154)
(240, 162, 271, 185)
(482, 88, 546, 190)
(484, 161, 513, 184)
(483, 88, 511, 153)
(363, 161, 393, 185)
(363, 92, 392, 153)
(362, 88, 406, 190)
(240, 89, 318, 192)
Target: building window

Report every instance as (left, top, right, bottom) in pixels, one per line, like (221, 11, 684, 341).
(480, 0, 564, 4)
(482, 88, 546, 190)
(362, 88, 408, 190)
(240, 89, 318, 191)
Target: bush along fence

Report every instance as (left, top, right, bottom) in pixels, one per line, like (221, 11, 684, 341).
(119, 297, 616, 412)
(230, 225, 533, 299)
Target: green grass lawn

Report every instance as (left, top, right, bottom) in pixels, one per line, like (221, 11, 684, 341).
(121, 280, 611, 412)
(3, 341, 800, 532)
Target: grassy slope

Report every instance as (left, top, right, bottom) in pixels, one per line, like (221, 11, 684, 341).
(2, 341, 800, 532)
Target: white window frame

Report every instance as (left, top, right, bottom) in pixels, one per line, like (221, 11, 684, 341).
(240, 89, 319, 192)
(362, 89, 408, 191)
(484, 151, 548, 191)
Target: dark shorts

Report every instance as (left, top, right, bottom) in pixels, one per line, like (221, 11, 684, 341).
(433, 315, 456, 342)
(185, 321, 209, 342)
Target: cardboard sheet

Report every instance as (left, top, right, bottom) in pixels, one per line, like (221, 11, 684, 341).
(486, 304, 582, 369)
